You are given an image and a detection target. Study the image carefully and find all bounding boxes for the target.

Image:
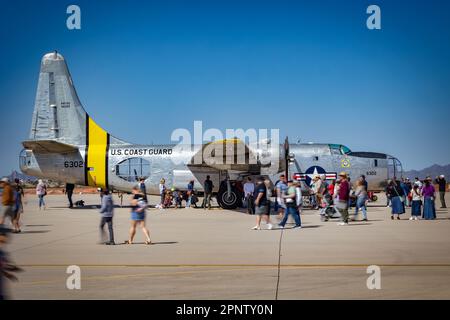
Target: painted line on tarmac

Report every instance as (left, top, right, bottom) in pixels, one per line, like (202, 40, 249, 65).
(15, 264, 450, 286)
(17, 266, 276, 286)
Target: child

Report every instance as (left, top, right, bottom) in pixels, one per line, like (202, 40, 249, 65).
(163, 190, 173, 208)
(410, 184, 422, 221)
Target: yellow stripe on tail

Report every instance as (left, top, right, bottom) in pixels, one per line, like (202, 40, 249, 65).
(86, 117, 109, 189)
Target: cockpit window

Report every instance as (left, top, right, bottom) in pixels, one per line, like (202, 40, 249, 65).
(340, 145, 351, 155)
(115, 158, 151, 182)
(329, 144, 351, 155)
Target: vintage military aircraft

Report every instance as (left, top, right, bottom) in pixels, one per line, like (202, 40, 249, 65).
(19, 52, 403, 208)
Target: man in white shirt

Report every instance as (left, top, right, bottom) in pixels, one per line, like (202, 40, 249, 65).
(243, 177, 255, 214)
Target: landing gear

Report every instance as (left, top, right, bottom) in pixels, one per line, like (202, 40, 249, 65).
(367, 191, 378, 202)
(217, 180, 242, 209)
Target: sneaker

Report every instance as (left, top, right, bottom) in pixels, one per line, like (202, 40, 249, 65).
(105, 241, 115, 245)
(409, 217, 414, 220)
(251, 226, 261, 230)
(397, 217, 401, 220)
(294, 225, 302, 229)
(338, 222, 348, 226)
(362, 218, 368, 221)
(278, 225, 285, 229)
(391, 216, 394, 220)
(267, 224, 273, 230)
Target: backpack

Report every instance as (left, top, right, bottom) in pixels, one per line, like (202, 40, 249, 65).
(135, 198, 147, 213)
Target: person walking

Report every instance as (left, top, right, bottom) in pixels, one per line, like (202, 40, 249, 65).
(65, 183, 75, 208)
(405, 178, 413, 207)
(354, 179, 368, 221)
(158, 178, 166, 209)
(264, 178, 273, 217)
(400, 179, 411, 207)
(202, 175, 214, 210)
(410, 184, 422, 221)
(186, 180, 195, 208)
(336, 172, 350, 226)
(36, 179, 47, 210)
(251, 177, 273, 230)
(0, 178, 19, 233)
(294, 181, 303, 216)
(13, 179, 24, 233)
(422, 178, 436, 220)
(384, 183, 391, 207)
(275, 175, 288, 219)
(435, 175, 447, 208)
(360, 175, 368, 193)
(99, 189, 115, 245)
(243, 177, 255, 214)
(278, 180, 302, 229)
(125, 187, 151, 245)
(387, 179, 405, 220)
(328, 180, 335, 197)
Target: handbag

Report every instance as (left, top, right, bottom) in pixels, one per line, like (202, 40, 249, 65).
(393, 185, 404, 203)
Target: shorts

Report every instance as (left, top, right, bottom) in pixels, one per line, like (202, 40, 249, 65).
(2, 205, 16, 220)
(131, 211, 146, 221)
(255, 205, 267, 215)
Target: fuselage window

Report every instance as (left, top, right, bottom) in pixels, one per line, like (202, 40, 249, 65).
(115, 158, 150, 182)
(313, 156, 319, 161)
(374, 159, 378, 167)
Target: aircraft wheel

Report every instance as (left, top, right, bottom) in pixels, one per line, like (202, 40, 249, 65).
(217, 188, 241, 209)
(372, 195, 378, 202)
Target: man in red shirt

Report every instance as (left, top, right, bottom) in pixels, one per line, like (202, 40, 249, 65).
(336, 172, 350, 226)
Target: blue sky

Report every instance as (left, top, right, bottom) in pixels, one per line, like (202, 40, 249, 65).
(0, 0, 449, 175)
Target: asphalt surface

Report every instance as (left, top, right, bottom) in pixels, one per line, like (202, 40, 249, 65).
(3, 192, 450, 299)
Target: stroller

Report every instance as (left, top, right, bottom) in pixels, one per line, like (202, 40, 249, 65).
(319, 193, 341, 222)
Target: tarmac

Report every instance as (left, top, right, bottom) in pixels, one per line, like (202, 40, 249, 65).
(4, 192, 450, 299)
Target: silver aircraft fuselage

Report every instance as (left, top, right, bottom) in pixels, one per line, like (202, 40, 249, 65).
(20, 52, 403, 209)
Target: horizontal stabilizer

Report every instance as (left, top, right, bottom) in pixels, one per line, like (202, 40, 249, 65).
(22, 140, 78, 153)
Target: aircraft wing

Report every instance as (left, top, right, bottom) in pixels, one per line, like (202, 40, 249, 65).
(22, 140, 79, 153)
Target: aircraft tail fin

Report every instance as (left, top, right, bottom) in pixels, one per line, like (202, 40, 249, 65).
(29, 51, 126, 147)
(27, 51, 127, 188)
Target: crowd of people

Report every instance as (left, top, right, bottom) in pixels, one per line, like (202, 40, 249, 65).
(385, 175, 446, 221)
(0, 173, 447, 244)
(155, 178, 205, 210)
(244, 174, 302, 230)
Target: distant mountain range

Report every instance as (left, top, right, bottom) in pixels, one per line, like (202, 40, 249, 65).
(7, 170, 37, 183)
(403, 164, 450, 180)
